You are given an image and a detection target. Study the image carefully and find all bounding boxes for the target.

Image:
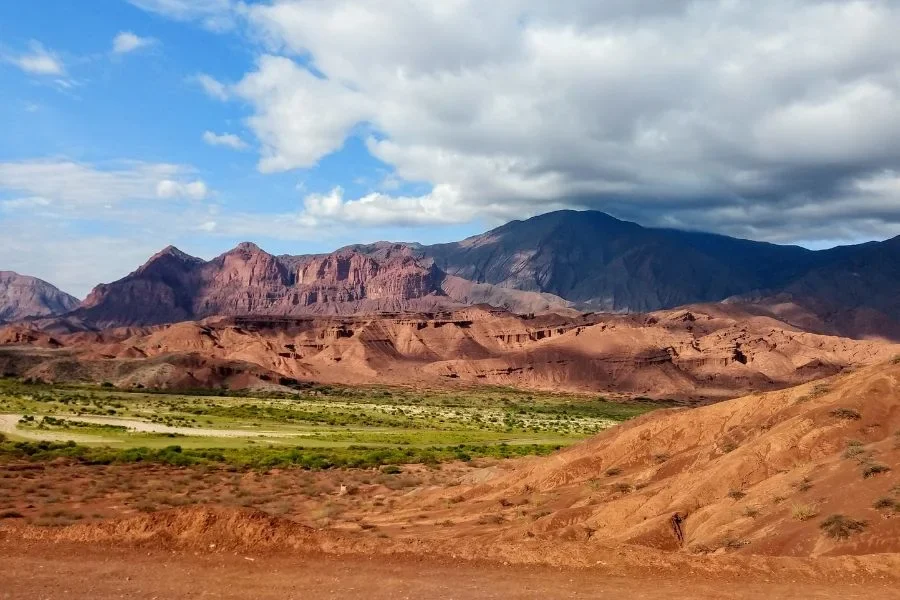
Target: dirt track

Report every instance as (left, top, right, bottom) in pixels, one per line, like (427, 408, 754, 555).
(2, 542, 899, 600)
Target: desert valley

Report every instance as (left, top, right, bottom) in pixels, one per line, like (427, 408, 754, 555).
(1, 211, 899, 598)
(5, 2, 900, 596)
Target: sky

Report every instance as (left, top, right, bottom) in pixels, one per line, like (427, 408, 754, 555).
(2, 0, 900, 298)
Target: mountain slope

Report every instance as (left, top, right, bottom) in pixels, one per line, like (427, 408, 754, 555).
(0, 272, 79, 323)
(422, 210, 900, 338)
(425, 210, 821, 311)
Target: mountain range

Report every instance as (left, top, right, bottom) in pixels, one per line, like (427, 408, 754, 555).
(3, 210, 899, 339)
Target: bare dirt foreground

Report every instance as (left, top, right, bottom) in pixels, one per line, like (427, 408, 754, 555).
(1, 541, 898, 600)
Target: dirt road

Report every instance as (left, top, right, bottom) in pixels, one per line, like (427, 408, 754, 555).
(1, 542, 898, 600)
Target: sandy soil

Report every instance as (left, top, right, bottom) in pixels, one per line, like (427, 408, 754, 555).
(0, 413, 300, 440)
(1, 541, 898, 600)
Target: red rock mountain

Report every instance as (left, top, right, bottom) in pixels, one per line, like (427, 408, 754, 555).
(75, 243, 570, 327)
(0, 271, 79, 323)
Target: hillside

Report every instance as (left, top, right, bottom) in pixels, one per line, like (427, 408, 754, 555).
(0, 272, 79, 323)
(1, 306, 896, 400)
(377, 359, 900, 556)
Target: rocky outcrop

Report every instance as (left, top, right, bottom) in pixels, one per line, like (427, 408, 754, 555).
(3, 305, 896, 400)
(73, 242, 564, 327)
(0, 271, 79, 323)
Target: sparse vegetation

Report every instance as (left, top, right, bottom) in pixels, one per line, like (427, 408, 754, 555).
(0, 380, 669, 469)
(727, 489, 746, 500)
(861, 463, 890, 478)
(829, 408, 861, 420)
(604, 467, 622, 477)
(0, 438, 564, 470)
(652, 452, 670, 464)
(873, 497, 900, 512)
(791, 503, 818, 521)
(820, 514, 867, 540)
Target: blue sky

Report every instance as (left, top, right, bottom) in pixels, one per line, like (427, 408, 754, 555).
(2, 1, 900, 296)
(0, 0, 485, 296)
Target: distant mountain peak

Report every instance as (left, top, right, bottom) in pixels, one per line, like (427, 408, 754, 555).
(0, 271, 79, 322)
(147, 245, 202, 264)
(232, 241, 264, 253)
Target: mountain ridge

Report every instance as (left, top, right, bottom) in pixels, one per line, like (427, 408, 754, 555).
(3, 210, 899, 338)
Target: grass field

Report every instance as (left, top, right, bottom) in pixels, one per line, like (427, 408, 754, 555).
(0, 378, 669, 469)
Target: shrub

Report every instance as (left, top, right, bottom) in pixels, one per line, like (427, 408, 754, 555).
(873, 497, 899, 511)
(604, 467, 622, 477)
(652, 452, 670, 464)
(820, 514, 867, 539)
(795, 477, 813, 492)
(727, 489, 746, 500)
(0, 510, 25, 519)
(829, 408, 861, 420)
(862, 463, 891, 478)
(843, 443, 866, 459)
(791, 504, 818, 521)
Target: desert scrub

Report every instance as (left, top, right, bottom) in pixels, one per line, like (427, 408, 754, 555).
(820, 514, 867, 539)
(873, 498, 900, 512)
(791, 503, 818, 521)
(829, 408, 861, 420)
(727, 489, 747, 500)
(843, 440, 866, 459)
(861, 463, 890, 478)
(0, 438, 562, 470)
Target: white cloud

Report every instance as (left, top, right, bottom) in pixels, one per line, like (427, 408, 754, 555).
(7, 41, 64, 76)
(300, 185, 470, 227)
(128, 0, 235, 31)
(191, 73, 229, 100)
(230, 0, 900, 244)
(112, 31, 156, 54)
(202, 130, 248, 150)
(233, 55, 373, 172)
(156, 179, 209, 200)
(0, 159, 209, 206)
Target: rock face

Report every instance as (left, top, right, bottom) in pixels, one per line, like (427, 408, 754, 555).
(0, 272, 79, 323)
(75, 242, 561, 327)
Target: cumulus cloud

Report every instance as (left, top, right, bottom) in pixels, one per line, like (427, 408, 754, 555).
(112, 31, 156, 54)
(7, 41, 64, 76)
(233, 55, 373, 171)
(227, 0, 900, 244)
(202, 130, 248, 150)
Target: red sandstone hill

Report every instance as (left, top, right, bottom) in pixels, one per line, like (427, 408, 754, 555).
(383, 359, 900, 557)
(2, 305, 896, 400)
(72, 243, 570, 328)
